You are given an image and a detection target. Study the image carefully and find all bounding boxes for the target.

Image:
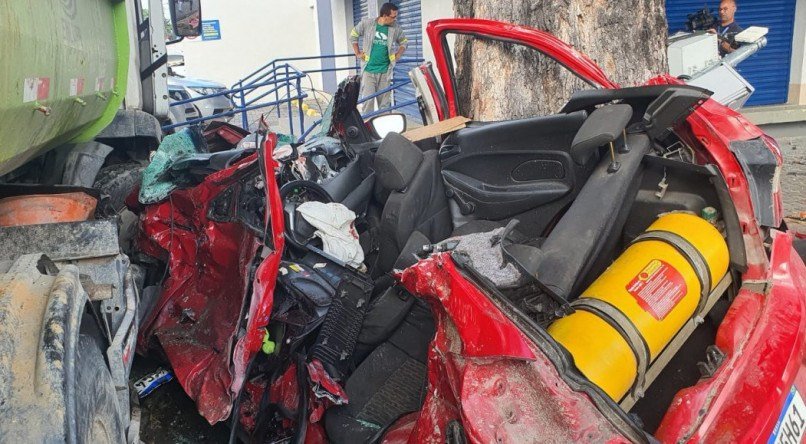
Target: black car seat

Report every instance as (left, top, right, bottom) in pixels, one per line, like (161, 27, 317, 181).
(325, 296, 434, 444)
(372, 132, 452, 275)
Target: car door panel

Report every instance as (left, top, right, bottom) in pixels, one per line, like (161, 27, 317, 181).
(443, 169, 570, 220)
(440, 111, 590, 226)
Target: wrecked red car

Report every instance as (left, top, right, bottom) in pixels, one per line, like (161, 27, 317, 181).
(133, 19, 806, 443)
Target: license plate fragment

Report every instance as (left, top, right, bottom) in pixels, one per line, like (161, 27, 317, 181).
(133, 368, 174, 398)
(769, 386, 806, 444)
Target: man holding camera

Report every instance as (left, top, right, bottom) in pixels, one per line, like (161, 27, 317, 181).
(710, 0, 743, 56)
(349, 3, 408, 113)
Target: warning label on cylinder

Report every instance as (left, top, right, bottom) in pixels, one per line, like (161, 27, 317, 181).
(626, 260, 687, 320)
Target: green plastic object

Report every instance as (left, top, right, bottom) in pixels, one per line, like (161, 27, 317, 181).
(701, 206, 718, 224)
(262, 329, 276, 355)
(0, 0, 129, 175)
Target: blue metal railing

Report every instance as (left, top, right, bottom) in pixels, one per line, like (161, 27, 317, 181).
(163, 67, 308, 132)
(166, 53, 424, 138)
(296, 77, 417, 143)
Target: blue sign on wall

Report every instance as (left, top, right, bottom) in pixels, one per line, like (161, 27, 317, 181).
(201, 20, 221, 41)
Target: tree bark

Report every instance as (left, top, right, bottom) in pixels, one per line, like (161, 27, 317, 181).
(453, 0, 668, 120)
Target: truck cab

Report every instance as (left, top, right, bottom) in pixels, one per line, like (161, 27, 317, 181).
(0, 0, 200, 441)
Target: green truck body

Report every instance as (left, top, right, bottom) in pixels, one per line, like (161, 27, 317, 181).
(0, 0, 129, 175)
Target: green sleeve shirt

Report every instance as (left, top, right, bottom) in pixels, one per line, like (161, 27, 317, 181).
(364, 24, 390, 74)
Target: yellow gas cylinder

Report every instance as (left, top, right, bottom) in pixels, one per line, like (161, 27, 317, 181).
(547, 213, 729, 401)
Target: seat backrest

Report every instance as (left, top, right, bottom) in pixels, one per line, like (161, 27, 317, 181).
(373, 133, 451, 274)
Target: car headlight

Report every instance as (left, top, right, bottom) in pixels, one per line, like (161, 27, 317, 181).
(189, 87, 225, 96)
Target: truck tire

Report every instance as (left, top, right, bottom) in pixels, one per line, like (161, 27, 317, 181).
(94, 162, 145, 212)
(74, 334, 125, 443)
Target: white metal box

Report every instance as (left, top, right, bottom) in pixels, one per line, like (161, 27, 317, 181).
(667, 33, 720, 78)
(687, 62, 755, 110)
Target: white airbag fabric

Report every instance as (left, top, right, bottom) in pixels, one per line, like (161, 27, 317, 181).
(297, 201, 364, 268)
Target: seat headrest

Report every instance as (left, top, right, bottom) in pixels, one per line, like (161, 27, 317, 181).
(570, 104, 633, 165)
(374, 132, 424, 191)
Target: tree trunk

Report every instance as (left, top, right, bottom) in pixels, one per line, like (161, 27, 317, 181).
(453, 0, 668, 120)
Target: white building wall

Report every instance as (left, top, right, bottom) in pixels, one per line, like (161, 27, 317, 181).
(170, 0, 456, 95)
(788, 0, 806, 105)
(419, 0, 454, 66)
(170, 0, 323, 89)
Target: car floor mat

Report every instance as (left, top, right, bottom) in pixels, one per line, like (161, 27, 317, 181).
(325, 300, 435, 444)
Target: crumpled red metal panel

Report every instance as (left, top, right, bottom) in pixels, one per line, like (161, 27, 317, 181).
(400, 255, 535, 360)
(655, 231, 806, 443)
(233, 134, 285, 397)
(393, 254, 631, 443)
(646, 74, 771, 280)
(138, 134, 285, 424)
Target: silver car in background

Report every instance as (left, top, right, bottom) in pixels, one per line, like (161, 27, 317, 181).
(167, 54, 234, 125)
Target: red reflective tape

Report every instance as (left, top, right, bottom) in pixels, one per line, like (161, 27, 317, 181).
(36, 78, 50, 101)
(23, 77, 51, 102)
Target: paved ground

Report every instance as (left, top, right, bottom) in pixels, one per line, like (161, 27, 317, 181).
(132, 357, 230, 443)
(235, 94, 333, 136)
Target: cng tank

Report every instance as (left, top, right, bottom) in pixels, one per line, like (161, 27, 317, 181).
(0, 0, 129, 175)
(547, 213, 729, 401)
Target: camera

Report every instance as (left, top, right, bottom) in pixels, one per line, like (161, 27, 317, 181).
(685, 7, 718, 32)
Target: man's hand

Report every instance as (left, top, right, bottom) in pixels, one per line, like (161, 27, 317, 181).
(356, 52, 368, 62)
(389, 54, 396, 62)
(707, 28, 717, 34)
(720, 40, 734, 53)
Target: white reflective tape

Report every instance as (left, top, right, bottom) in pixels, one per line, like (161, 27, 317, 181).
(23, 78, 38, 102)
(69, 78, 85, 97)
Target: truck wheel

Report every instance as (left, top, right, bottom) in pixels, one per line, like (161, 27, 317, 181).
(94, 162, 145, 212)
(74, 334, 125, 443)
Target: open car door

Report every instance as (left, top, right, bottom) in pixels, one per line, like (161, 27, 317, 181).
(423, 19, 621, 237)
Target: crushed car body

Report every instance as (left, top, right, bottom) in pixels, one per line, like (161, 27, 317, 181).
(132, 18, 806, 444)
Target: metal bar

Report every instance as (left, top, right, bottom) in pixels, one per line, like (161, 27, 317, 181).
(169, 74, 305, 107)
(286, 65, 293, 136)
(723, 37, 767, 68)
(619, 273, 734, 412)
(242, 72, 304, 98)
(240, 62, 305, 90)
(275, 66, 281, 118)
(357, 79, 412, 105)
(296, 77, 304, 136)
(162, 93, 309, 131)
(242, 66, 302, 90)
(234, 55, 423, 90)
(295, 77, 416, 142)
(300, 61, 423, 76)
(297, 97, 418, 143)
(239, 81, 248, 129)
(269, 53, 355, 63)
(302, 67, 363, 75)
(243, 83, 295, 108)
(297, 118, 323, 143)
(361, 99, 418, 120)
(237, 60, 277, 86)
